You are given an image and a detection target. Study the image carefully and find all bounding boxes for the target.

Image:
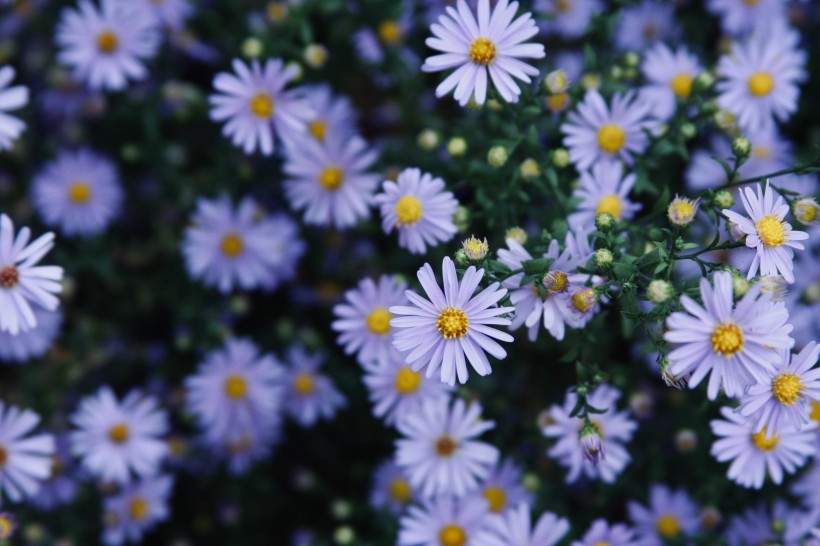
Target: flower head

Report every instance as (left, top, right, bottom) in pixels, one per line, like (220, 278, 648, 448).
(0, 402, 55, 503)
(667, 195, 700, 226)
(640, 44, 703, 122)
(398, 494, 490, 546)
(568, 161, 642, 228)
(627, 484, 701, 546)
(281, 345, 346, 427)
(102, 475, 173, 546)
(0, 66, 28, 150)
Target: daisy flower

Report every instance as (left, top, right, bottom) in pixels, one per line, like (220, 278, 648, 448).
(398, 494, 490, 546)
(374, 168, 459, 255)
(568, 161, 642, 229)
(710, 406, 815, 488)
(281, 345, 346, 427)
(536, 0, 602, 39)
(55, 0, 160, 91)
(203, 420, 281, 476)
(370, 460, 416, 515)
(390, 256, 514, 386)
(332, 275, 408, 367)
(561, 90, 655, 170)
(542, 384, 637, 484)
(722, 182, 808, 283)
(0, 66, 28, 151)
(478, 458, 532, 514)
(362, 350, 452, 427)
(137, 0, 192, 30)
(282, 133, 380, 229)
(0, 402, 55, 503)
(663, 271, 794, 399)
(627, 484, 700, 546)
(738, 342, 820, 436)
(182, 194, 305, 294)
(0, 214, 64, 335)
(726, 502, 819, 546)
(707, 0, 788, 36)
(0, 306, 61, 363)
(474, 503, 569, 546)
(29, 434, 78, 511)
(209, 58, 313, 156)
(716, 24, 807, 132)
(70, 386, 169, 485)
(102, 474, 173, 546)
(640, 43, 703, 122)
(395, 398, 498, 498)
(613, 0, 679, 52)
(31, 148, 123, 237)
(421, 0, 545, 106)
(572, 519, 638, 546)
(297, 84, 357, 144)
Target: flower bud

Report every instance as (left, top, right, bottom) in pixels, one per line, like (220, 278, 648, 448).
(486, 98, 503, 111)
(453, 206, 469, 233)
(667, 195, 700, 226)
(659, 358, 689, 389)
(454, 248, 470, 267)
(594, 248, 613, 269)
(693, 70, 714, 91)
(303, 44, 328, 68)
(505, 227, 527, 245)
(758, 275, 787, 302)
(241, 37, 264, 58)
(579, 421, 605, 463)
(674, 429, 697, 453)
(732, 275, 750, 298)
(595, 212, 615, 232)
(331, 500, 352, 520)
(647, 279, 674, 303)
(334, 526, 355, 545)
(552, 148, 570, 168)
(714, 109, 738, 135)
(519, 158, 540, 180)
(447, 137, 467, 157)
(713, 190, 734, 209)
(793, 197, 819, 225)
(727, 220, 745, 242)
(680, 122, 697, 140)
(623, 51, 640, 68)
(543, 69, 569, 94)
(581, 73, 601, 91)
(417, 129, 440, 150)
(487, 146, 508, 167)
(731, 136, 751, 158)
(462, 235, 489, 262)
(266, 2, 289, 23)
(546, 92, 570, 113)
(521, 472, 540, 492)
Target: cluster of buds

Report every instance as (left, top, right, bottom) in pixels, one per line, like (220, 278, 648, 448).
(543, 69, 570, 113)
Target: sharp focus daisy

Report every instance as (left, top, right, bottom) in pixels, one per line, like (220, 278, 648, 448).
(664, 271, 794, 399)
(613, 0, 679, 52)
(55, 0, 160, 91)
(395, 398, 499, 498)
(640, 43, 703, 122)
(31, 148, 123, 237)
(568, 161, 642, 229)
(182, 194, 305, 294)
(0, 306, 61, 364)
(474, 503, 570, 546)
(722, 183, 808, 284)
(421, 0, 545, 106)
(281, 345, 346, 427)
(535, 0, 602, 39)
(390, 256, 514, 386)
(209, 58, 313, 156)
(716, 24, 807, 132)
(572, 519, 638, 546)
(0, 214, 64, 335)
(710, 406, 815, 489)
(370, 459, 416, 515)
(398, 494, 490, 546)
(138, 0, 193, 30)
(282, 133, 380, 229)
(477, 458, 532, 514)
(707, 0, 788, 36)
(561, 90, 655, 170)
(0, 402, 55, 503)
(102, 474, 173, 546)
(70, 386, 169, 485)
(0, 66, 27, 151)
(374, 168, 459, 255)
(738, 342, 820, 436)
(627, 484, 700, 546)
(332, 275, 408, 367)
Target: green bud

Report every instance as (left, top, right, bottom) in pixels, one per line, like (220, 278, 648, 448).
(552, 148, 570, 168)
(334, 526, 355, 545)
(519, 158, 540, 180)
(594, 248, 613, 269)
(680, 122, 697, 140)
(454, 248, 470, 267)
(693, 70, 715, 92)
(731, 136, 751, 158)
(447, 136, 467, 157)
(487, 146, 508, 167)
(241, 37, 264, 58)
(713, 190, 734, 209)
(595, 212, 615, 232)
(303, 43, 328, 68)
(623, 51, 640, 67)
(505, 227, 527, 245)
(647, 279, 674, 303)
(417, 129, 440, 150)
(453, 205, 469, 233)
(732, 276, 750, 298)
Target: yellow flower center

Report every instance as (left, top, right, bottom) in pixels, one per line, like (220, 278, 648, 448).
(389, 478, 412, 503)
(469, 37, 496, 65)
(810, 400, 820, 422)
(249, 92, 274, 118)
(220, 233, 245, 258)
(671, 74, 693, 99)
(308, 120, 327, 141)
(97, 31, 119, 53)
(395, 368, 422, 395)
(436, 308, 468, 339)
(439, 525, 467, 546)
(544, 271, 569, 294)
(395, 195, 423, 226)
(319, 166, 344, 191)
(772, 373, 802, 405)
(755, 215, 786, 247)
(751, 427, 779, 451)
(656, 514, 681, 538)
(227, 435, 253, 453)
(223, 374, 248, 400)
(378, 20, 403, 44)
(267, 2, 287, 23)
(108, 423, 130, 444)
(744, 0, 759, 4)
(0, 445, 7, 468)
(129, 497, 149, 521)
(748, 72, 774, 97)
(0, 266, 19, 289)
(571, 289, 596, 314)
(68, 181, 92, 204)
(547, 92, 569, 112)
(555, 0, 572, 12)
(597, 124, 626, 153)
(752, 146, 771, 159)
(668, 200, 695, 225)
(366, 307, 392, 335)
(595, 194, 623, 220)
(711, 322, 744, 357)
(795, 200, 818, 223)
(294, 373, 315, 395)
(435, 435, 458, 457)
(483, 486, 507, 512)
(0, 514, 13, 539)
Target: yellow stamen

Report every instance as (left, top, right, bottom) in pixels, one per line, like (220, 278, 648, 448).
(595, 195, 623, 220)
(571, 289, 596, 314)
(389, 478, 412, 503)
(436, 308, 468, 339)
(129, 497, 149, 521)
(439, 525, 467, 546)
(748, 72, 774, 97)
(68, 181, 92, 204)
(294, 373, 315, 395)
(108, 423, 130, 444)
(97, 31, 119, 53)
(308, 120, 327, 141)
(223, 374, 248, 400)
(394, 368, 421, 395)
(395, 195, 423, 226)
(656, 514, 681, 538)
(469, 38, 496, 65)
(671, 74, 693, 99)
(366, 307, 392, 335)
(772, 373, 802, 406)
(220, 233, 244, 258)
(249, 92, 275, 118)
(483, 486, 507, 512)
(711, 322, 744, 357)
(435, 435, 457, 457)
(319, 166, 344, 191)
(751, 427, 779, 451)
(755, 215, 786, 247)
(597, 124, 626, 153)
(377, 20, 403, 45)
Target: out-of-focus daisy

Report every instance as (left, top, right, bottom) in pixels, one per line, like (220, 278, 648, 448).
(398, 494, 490, 546)
(707, 0, 788, 36)
(536, 0, 602, 39)
(613, 0, 679, 51)
(568, 161, 642, 229)
(102, 474, 173, 546)
(70, 386, 169, 485)
(0, 402, 55, 503)
(542, 384, 636, 484)
(370, 460, 416, 515)
(138, 0, 192, 30)
(474, 503, 569, 546)
(374, 168, 459, 255)
(739, 342, 820, 435)
(55, 0, 160, 91)
(353, 6, 416, 66)
(561, 90, 654, 170)
(716, 25, 806, 132)
(29, 434, 78, 511)
(0, 306, 61, 364)
(395, 398, 498, 498)
(202, 420, 280, 476)
(0, 214, 64, 335)
(711, 406, 815, 488)
(478, 458, 531, 514)
(31, 148, 123, 237)
(664, 271, 794, 399)
(421, 0, 545, 105)
(627, 484, 700, 546)
(390, 256, 514, 386)
(362, 350, 452, 427)
(640, 43, 702, 122)
(282, 133, 380, 229)
(297, 84, 357, 144)
(332, 275, 408, 367)
(725, 502, 819, 546)
(209, 58, 312, 156)
(182, 195, 305, 294)
(723, 183, 808, 283)
(0, 66, 28, 151)
(281, 345, 346, 427)
(572, 519, 638, 546)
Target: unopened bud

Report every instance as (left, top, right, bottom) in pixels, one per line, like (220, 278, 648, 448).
(552, 148, 570, 168)
(462, 235, 489, 261)
(505, 227, 527, 245)
(594, 248, 613, 269)
(731, 136, 751, 158)
(453, 206, 469, 233)
(732, 276, 750, 298)
(519, 158, 540, 180)
(758, 275, 787, 302)
(793, 197, 819, 225)
(417, 129, 440, 150)
(713, 190, 734, 209)
(647, 279, 674, 303)
(595, 212, 615, 232)
(487, 146, 508, 167)
(242, 37, 264, 58)
(447, 137, 467, 157)
(693, 71, 715, 92)
(667, 195, 700, 226)
(303, 44, 328, 68)
(660, 358, 689, 389)
(623, 51, 640, 68)
(579, 421, 605, 463)
(675, 429, 697, 453)
(544, 69, 569, 94)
